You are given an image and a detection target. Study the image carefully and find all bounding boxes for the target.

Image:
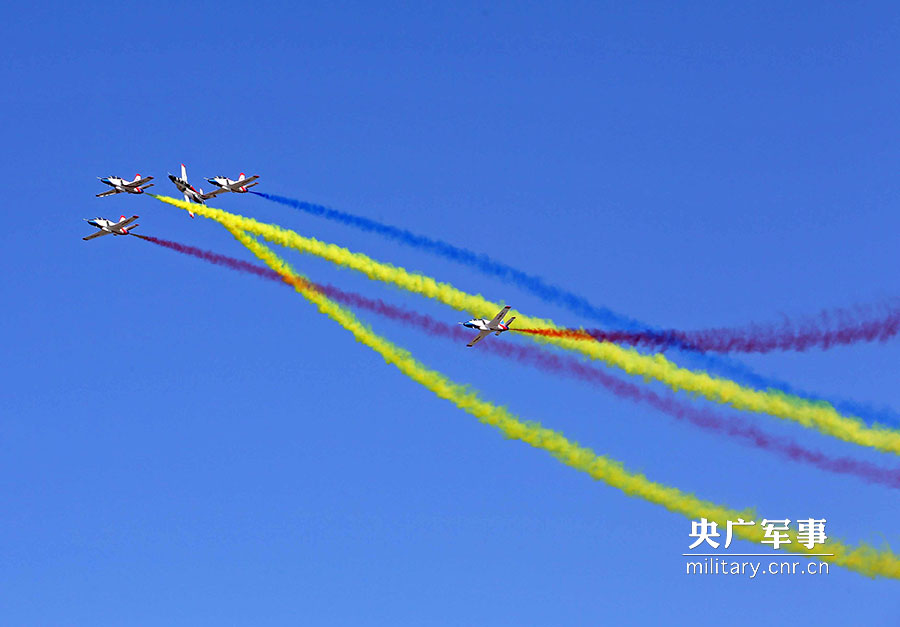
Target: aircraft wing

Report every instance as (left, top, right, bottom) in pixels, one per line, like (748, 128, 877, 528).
(96, 189, 121, 198)
(236, 175, 259, 188)
(125, 176, 154, 188)
(467, 329, 492, 347)
(201, 188, 227, 200)
(168, 175, 187, 192)
(488, 306, 512, 326)
(82, 230, 110, 241)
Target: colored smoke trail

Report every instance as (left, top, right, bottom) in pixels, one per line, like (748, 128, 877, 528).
(685, 351, 900, 429)
(249, 194, 900, 425)
(133, 234, 281, 281)
(250, 192, 884, 417)
(252, 191, 646, 329)
(516, 300, 900, 353)
(658, 340, 900, 427)
(220, 225, 900, 579)
(246, 196, 900, 425)
(136, 232, 900, 490)
(150, 196, 900, 455)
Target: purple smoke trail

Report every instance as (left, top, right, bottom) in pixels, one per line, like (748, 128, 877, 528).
(517, 300, 900, 354)
(136, 234, 900, 489)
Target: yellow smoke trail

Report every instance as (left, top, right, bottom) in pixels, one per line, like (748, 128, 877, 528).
(150, 195, 900, 456)
(214, 223, 898, 579)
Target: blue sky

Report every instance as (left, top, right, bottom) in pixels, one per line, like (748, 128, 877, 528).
(2, 1, 899, 624)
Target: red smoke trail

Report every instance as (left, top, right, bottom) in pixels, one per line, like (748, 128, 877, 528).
(135, 234, 900, 489)
(517, 302, 900, 354)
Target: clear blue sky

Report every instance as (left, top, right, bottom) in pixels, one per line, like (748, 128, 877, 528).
(2, 2, 899, 624)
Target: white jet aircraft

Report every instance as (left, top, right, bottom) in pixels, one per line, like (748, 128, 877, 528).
(96, 174, 154, 197)
(460, 305, 516, 347)
(82, 215, 139, 241)
(167, 164, 224, 217)
(205, 173, 260, 193)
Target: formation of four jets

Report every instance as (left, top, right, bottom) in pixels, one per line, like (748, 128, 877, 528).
(84, 166, 515, 347)
(87, 164, 260, 236)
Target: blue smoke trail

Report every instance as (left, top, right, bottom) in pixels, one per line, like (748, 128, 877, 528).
(683, 350, 900, 426)
(252, 190, 900, 427)
(252, 191, 647, 329)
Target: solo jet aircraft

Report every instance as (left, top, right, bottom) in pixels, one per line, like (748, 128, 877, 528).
(460, 305, 516, 347)
(167, 164, 224, 217)
(96, 174, 154, 197)
(205, 173, 260, 193)
(82, 215, 139, 241)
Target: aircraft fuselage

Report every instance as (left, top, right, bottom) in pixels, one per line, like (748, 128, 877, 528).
(463, 318, 510, 333)
(168, 175, 205, 204)
(207, 176, 248, 192)
(100, 176, 147, 194)
(85, 217, 134, 235)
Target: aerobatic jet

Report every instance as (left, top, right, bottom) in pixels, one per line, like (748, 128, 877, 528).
(96, 174, 154, 197)
(82, 215, 139, 241)
(205, 173, 260, 193)
(460, 305, 516, 347)
(167, 164, 224, 217)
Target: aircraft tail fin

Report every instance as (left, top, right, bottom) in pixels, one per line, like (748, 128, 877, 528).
(181, 163, 187, 181)
(239, 172, 245, 181)
(134, 173, 142, 181)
